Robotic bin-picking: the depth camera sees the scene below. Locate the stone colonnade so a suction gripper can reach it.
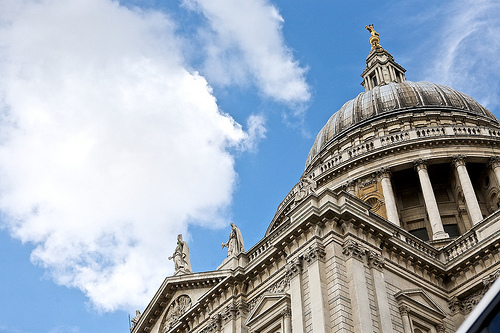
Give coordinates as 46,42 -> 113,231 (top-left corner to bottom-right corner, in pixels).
365,156 -> 494,240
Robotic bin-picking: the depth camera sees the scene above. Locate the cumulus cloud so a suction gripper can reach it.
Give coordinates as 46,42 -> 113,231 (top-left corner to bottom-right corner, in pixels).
183,0 -> 311,107
0,0 -> 263,311
426,0 -> 500,109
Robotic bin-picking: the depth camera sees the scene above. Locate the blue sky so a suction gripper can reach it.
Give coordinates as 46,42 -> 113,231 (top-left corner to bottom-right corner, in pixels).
0,0 -> 499,332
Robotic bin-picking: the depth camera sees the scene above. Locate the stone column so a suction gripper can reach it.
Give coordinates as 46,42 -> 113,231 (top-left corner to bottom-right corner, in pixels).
453,156 -> 483,225
343,239 -> 372,333
399,305 -> 412,333
283,308 -> 292,333
286,258 -> 305,333
379,168 -> 400,226
490,156 -> 500,186
303,242 -> 331,333
414,159 -> 448,240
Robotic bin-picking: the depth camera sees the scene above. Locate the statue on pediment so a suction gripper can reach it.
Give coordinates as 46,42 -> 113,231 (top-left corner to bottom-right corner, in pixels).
222,223 -> 244,257
168,234 -> 192,275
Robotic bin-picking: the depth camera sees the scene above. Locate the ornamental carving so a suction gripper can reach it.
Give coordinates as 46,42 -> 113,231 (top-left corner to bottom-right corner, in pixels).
452,155 -> 467,168
302,243 -> 326,265
367,251 -> 385,270
248,277 -> 290,311
414,159 -> 428,171
159,295 -> 192,333
342,239 -> 366,261
448,269 -> 500,315
285,258 -> 302,280
489,156 -> 500,169
294,177 -> 317,202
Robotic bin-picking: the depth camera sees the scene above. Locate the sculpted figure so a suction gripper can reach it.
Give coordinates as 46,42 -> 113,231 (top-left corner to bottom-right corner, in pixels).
222,223 -> 244,257
131,310 -> 141,328
365,24 -> 381,49
168,234 -> 192,275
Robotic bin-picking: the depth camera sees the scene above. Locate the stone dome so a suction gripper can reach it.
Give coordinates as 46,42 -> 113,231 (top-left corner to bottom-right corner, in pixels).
306,81 -> 497,169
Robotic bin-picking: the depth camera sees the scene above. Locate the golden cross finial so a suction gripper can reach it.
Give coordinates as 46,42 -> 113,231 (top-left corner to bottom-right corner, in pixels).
365,24 -> 382,50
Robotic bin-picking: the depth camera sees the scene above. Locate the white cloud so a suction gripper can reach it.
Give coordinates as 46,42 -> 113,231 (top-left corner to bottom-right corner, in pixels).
0,0 -> 256,311
426,0 -> 500,109
183,0 -> 311,107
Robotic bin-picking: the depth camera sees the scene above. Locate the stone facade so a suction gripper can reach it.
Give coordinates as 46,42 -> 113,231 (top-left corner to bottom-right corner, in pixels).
131,31 -> 500,333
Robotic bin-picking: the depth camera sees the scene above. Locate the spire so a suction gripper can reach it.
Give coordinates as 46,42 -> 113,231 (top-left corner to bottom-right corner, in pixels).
361,25 -> 406,91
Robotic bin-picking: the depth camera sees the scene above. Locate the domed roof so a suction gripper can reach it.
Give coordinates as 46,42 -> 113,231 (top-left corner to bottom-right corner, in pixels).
306,81 -> 497,168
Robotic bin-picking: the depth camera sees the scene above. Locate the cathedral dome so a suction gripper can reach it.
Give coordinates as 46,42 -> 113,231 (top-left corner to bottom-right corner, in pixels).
305,81 -> 497,169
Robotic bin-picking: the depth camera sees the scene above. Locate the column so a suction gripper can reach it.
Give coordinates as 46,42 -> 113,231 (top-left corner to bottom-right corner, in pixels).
490,156 -> 500,186
286,258 -> 305,333
303,242 -> 331,333
379,168 -> 400,226
453,156 -> 483,225
414,159 -> 448,240
399,305 -> 412,333
283,309 -> 292,333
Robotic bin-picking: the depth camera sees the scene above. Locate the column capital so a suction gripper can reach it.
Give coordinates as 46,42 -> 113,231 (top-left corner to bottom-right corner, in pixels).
342,239 -> 366,262
452,155 -> 467,168
303,242 -> 326,265
489,156 -> 500,169
367,251 -> 385,270
285,257 -> 302,279
398,305 -> 410,316
378,167 -> 391,180
413,158 -> 428,171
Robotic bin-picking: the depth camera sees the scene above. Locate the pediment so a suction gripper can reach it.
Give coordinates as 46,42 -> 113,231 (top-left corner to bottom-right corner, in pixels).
131,270 -> 229,333
246,293 -> 290,328
395,289 -> 446,320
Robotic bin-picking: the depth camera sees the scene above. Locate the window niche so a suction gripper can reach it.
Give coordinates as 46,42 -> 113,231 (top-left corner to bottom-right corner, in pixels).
396,289 -> 446,333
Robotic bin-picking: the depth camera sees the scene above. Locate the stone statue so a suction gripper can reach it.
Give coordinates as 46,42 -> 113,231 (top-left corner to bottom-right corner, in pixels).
365,24 -> 382,49
222,223 -> 244,257
130,310 -> 141,329
168,234 -> 192,275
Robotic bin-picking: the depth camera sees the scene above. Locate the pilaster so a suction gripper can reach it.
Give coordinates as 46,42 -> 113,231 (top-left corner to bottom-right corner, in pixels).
285,258 -> 305,333
303,242 -> 330,333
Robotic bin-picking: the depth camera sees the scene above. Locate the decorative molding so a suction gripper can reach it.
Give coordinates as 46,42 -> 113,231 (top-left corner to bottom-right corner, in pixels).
399,305 -> 409,316
452,154 -> 467,168
285,258 -> 302,280
367,250 -> 385,270
436,323 -> 446,333
342,239 -> 366,262
302,243 -> 326,265
447,270 -> 500,315
293,177 -> 317,203
489,156 -> 500,169
413,158 -> 428,171
159,295 -> 192,333
378,167 -> 391,180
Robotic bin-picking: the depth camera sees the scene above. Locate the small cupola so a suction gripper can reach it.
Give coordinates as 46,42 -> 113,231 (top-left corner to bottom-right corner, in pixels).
361,25 -> 406,91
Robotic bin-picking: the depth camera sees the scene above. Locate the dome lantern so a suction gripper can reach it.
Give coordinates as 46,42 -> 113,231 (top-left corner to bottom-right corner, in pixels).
361,25 -> 406,91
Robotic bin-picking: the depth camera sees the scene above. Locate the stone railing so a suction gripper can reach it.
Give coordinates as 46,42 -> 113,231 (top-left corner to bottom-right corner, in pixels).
443,231 -> 479,261
398,232 -> 440,260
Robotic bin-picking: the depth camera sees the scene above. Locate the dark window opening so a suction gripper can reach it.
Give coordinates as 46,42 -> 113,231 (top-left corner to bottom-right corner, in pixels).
409,227 -> 429,241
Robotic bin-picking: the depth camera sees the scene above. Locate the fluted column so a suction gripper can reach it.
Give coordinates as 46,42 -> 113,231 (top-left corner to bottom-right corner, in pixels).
414,159 -> 448,240
379,168 -> 400,226
453,156 -> 483,225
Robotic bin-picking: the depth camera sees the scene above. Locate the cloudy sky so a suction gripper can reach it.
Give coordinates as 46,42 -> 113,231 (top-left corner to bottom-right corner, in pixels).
0,0 -> 499,332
